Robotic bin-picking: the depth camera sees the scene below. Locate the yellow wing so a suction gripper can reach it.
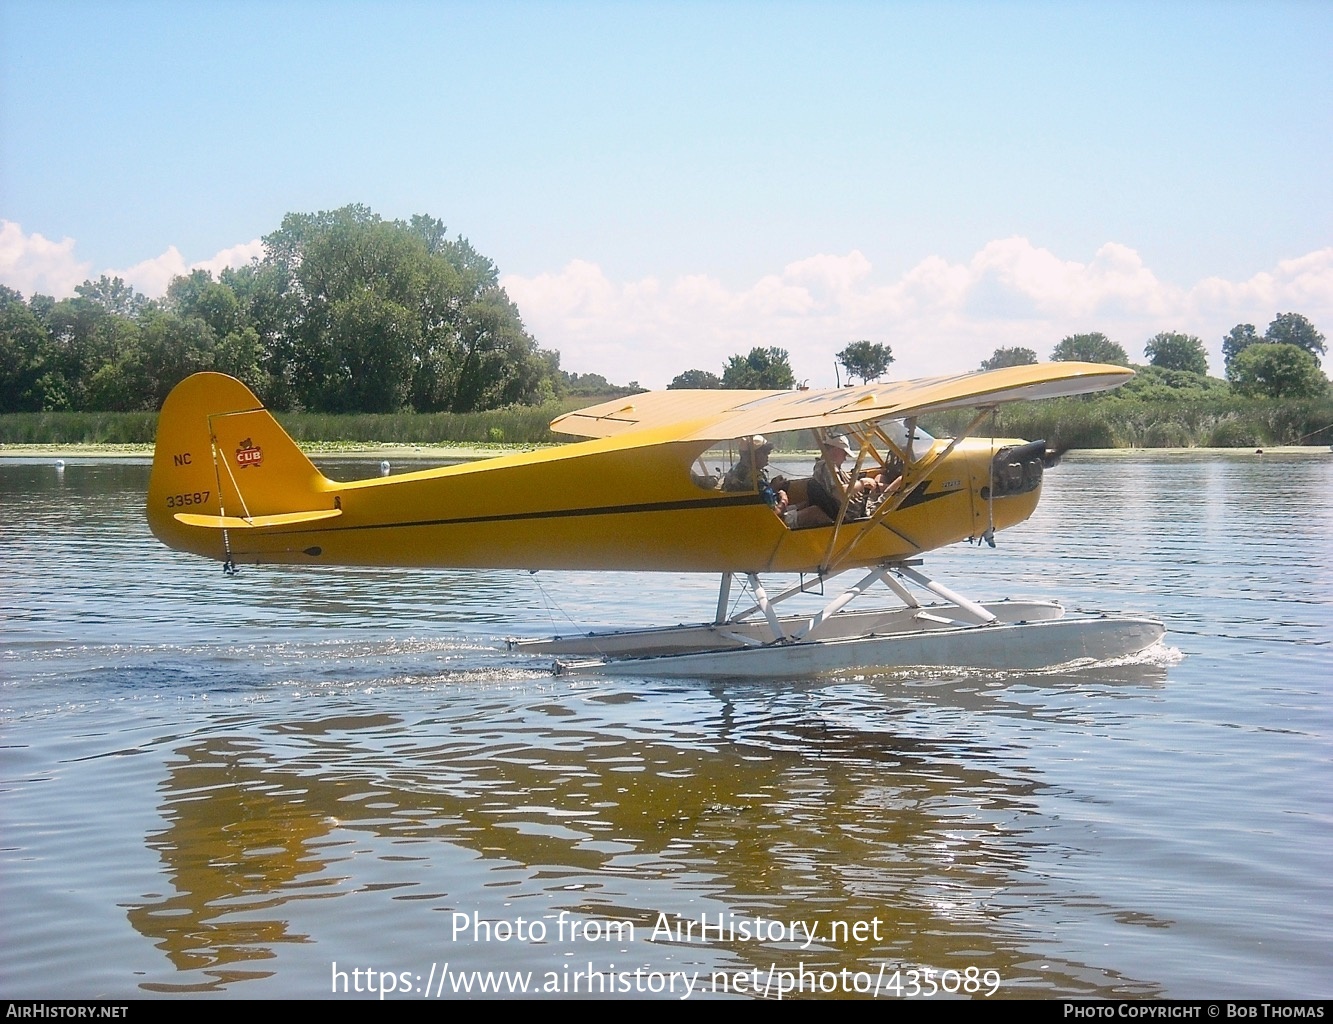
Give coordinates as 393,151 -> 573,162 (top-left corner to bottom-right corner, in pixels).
551,362 -> 1133,441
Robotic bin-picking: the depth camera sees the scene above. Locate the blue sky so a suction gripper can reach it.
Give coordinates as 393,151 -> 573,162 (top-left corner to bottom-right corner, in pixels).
2,1 -> 1330,386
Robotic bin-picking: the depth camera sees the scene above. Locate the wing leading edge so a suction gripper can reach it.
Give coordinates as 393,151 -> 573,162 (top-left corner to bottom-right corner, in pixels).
551,362 -> 1133,442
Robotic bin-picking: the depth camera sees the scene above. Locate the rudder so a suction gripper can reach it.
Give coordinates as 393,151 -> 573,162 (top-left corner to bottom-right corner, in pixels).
147,373 -> 332,561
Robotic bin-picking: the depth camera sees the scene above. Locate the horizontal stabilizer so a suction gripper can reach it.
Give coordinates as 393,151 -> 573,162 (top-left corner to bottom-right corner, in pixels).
173,508 -> 343,530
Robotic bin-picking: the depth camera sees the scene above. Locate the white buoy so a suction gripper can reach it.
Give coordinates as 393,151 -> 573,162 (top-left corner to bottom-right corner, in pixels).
380,460 -> 391,475
54,459 -> 65,472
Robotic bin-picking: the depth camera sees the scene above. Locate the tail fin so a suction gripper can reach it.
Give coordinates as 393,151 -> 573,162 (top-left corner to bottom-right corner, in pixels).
147,373 -> 335,561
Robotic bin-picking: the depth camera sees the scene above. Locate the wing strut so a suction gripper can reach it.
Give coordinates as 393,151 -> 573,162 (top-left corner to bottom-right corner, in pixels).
820,406 -> 1000,575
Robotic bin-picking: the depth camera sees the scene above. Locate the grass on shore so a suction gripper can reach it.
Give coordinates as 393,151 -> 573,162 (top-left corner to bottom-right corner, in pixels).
0,403 -> 573,447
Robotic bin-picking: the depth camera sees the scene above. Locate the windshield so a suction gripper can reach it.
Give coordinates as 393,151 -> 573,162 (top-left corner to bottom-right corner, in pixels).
880,419 -> 935,451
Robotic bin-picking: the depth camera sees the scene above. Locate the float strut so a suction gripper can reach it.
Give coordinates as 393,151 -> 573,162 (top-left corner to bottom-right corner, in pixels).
714,573 -> 732,625
895,565 -> 996,625
746,574 -> 788,643
794,564 -> 895,643
881,571 -> 919,608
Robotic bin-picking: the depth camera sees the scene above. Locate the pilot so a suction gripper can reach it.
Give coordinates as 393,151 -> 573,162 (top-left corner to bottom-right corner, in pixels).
721,435 -> 789,514
805,434 -> 894,524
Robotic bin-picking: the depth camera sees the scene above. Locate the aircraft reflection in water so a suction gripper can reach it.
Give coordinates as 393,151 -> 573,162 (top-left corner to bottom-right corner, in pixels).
122,685 -> 1166,995
147,364 -> 1163,676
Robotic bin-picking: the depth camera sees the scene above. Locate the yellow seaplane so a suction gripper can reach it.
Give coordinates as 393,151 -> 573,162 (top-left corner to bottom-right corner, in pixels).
146,364 -> 1164,678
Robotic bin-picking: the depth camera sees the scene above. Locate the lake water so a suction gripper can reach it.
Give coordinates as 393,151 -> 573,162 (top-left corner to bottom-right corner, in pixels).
1,452 -> 1329,999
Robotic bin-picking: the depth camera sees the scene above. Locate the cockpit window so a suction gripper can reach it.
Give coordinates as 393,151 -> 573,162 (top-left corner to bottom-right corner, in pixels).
689,436 -> 792,498
689,442 -> 734,491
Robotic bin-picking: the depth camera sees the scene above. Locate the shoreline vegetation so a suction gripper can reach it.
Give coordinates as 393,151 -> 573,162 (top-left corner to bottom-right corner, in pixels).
3,394 -> 1330,455
6,203 -> 1328,464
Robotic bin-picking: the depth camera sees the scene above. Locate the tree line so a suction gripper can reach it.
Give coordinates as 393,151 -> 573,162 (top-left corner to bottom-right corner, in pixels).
977,315 -> 1327,399
668,318 -> 1328,402
668,341 -> 895,390
3,204 -> 1327,416
0,205 -> 568,414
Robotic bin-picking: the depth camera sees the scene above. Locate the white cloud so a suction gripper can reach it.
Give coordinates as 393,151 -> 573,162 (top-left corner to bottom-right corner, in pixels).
109,239 -> 264,297
0,221 -> 263,300
107,246 -> 192,299
504,241 -> 1333,386
1189,249 -> 1333,320
190,238 -> 266,278
0,221 -> 91,297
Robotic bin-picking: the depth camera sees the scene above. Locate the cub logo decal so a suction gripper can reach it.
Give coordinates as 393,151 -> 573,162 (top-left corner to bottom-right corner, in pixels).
235,438 -> 263,469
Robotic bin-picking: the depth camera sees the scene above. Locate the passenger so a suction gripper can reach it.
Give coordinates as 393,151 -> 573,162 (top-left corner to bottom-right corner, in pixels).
721,435 -> 789,514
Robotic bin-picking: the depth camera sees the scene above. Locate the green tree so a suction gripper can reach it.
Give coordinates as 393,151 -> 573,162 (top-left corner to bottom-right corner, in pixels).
668,368 -> 722,389
1051,333 -> 1129,365
1229,343 -> 1328,399
560,371 -> 602,395
1108,364 -> 1229,401
1264,313 -> 1326,361
1144,332 -> 1209,375
84,310 -> 217,411
1223,323 -> 1262,372
1,206 -> 558,415
836,340 -> 893,384
0,294 -> 51,411
448,288 -> 554,412
161,269 -> 267,394
721,347 -> 795,389
75,275 -> 148,317
213,326 -> 263,387
166,269 -> 241,338
40,291 -> 132,410
1,293 -> 71,411
556,371 -> 637,398
317,291 -> 419,413
219,261 -> 298,408
980,346 -> 1037,371
257,205 -> 555,413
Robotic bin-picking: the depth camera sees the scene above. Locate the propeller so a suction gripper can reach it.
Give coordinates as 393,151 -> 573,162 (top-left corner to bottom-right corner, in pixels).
1042,444 -> 1070,468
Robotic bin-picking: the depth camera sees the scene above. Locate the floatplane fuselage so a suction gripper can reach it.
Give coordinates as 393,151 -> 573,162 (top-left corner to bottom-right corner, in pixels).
146,365 -> 1164,676
146,375 -> 1042,575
